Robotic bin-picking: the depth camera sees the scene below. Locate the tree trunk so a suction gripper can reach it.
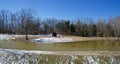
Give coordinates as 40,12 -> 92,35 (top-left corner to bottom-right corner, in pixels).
118,35 -> 120,41
26,32 -> 28,40
26,26 -> 28,40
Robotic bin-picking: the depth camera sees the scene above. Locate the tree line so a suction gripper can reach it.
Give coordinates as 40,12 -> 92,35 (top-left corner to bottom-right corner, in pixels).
0,8 -> 120,39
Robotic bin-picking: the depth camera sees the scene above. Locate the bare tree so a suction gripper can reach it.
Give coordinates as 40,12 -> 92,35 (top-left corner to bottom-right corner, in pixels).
111,17 -> 120,41
97,19 -> 107,37
74,20 -> 81,36
0,9 -> 11,33
19,8 -> 36,40
10,13 -> 19,34
45,18 -> 57,32
44,18 -> 58,36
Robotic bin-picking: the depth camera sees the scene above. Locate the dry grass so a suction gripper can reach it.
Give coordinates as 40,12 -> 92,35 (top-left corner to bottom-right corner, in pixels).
61,35 -> 118,41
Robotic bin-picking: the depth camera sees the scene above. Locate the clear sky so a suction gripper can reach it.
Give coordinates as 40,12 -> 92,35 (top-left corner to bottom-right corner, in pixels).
0,0 -> 120,20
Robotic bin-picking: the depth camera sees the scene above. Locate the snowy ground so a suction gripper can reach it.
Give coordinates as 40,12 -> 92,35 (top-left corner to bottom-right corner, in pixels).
0,34 -> 26,40
0,34 -> 16,40
0,48 -> 119,64
0,34 -> 74,43
30,37 -> 74,43
0,48 -> 120,56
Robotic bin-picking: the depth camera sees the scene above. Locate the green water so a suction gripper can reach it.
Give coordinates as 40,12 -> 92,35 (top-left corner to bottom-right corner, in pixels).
0,40 -> 120,51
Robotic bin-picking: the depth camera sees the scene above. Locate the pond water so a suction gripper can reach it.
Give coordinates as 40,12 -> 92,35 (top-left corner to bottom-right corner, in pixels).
0,40 -> 120,64
0,40 -> 120,51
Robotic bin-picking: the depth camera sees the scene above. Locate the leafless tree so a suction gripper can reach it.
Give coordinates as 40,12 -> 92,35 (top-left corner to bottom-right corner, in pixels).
19,8 -> 36,40
0,9 -> 11,33
111,17 -> 120,41
10,13 -> 19,34
97,19 -> 107,37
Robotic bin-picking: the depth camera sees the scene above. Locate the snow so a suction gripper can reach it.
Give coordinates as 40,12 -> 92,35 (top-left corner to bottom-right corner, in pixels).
0,48 -> 119,64
0,34 -> 74,43
0,34 -> 14,40
0,48 -> 53,55
0,48 -> 54,64
31,37 -> 74,43
0,34 -> 24,40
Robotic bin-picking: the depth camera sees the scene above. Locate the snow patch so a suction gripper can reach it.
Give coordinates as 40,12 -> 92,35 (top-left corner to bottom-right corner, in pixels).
0,48 -> 54,55
31,37 -> 74,43
0,34 -> 14,40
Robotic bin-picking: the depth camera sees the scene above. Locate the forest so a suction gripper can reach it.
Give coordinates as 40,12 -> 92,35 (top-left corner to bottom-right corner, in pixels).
0,8 -> 120,38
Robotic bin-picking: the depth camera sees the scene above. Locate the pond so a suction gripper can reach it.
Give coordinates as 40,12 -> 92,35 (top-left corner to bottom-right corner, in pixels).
0,40 -> 120,64
0,40 -> 120,51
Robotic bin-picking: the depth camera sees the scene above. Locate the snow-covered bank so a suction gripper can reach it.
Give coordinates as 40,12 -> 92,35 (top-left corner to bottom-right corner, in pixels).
0,48 -> 54,55
0,34 -> 53,40
0,48 -> 120,56
0,34 -> 15,40
0,34 -> 75,43
0,48 -> 120,64
30,37 -> 74,43
0,34 -> 118,43
0,34 -> 25,40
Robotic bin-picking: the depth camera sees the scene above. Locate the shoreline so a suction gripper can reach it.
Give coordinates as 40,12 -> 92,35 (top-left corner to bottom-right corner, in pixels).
0,34 -> 119,41
0,48 -> 120,56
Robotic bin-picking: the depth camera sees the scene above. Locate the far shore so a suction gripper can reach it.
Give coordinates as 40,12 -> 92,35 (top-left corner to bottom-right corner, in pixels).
0,34 -> 119,42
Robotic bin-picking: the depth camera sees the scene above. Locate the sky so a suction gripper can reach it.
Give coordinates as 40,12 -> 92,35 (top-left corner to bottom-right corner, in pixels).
0,0 -> 120,20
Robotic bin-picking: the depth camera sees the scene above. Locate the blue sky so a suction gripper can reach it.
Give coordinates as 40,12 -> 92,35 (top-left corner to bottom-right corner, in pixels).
0,0 -> 120,20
